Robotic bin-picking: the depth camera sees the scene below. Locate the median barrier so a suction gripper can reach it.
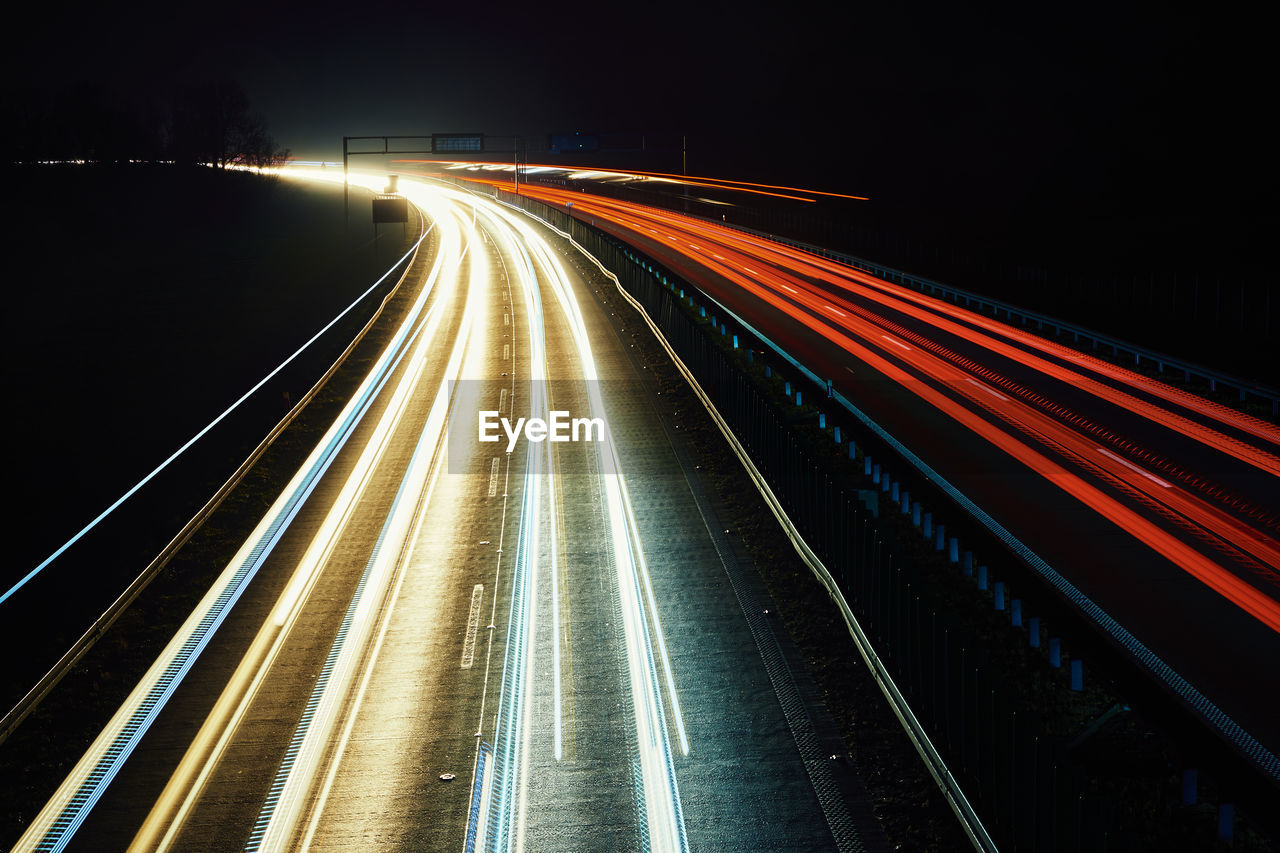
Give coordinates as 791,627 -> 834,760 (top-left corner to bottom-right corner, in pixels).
464,178 -> 1264,852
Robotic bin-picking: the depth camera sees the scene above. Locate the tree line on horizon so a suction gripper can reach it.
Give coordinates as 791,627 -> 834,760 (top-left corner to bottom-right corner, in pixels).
2,79 -> 289,169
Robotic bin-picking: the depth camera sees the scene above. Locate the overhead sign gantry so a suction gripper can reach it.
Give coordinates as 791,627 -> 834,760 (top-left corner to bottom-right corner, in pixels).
341,133 -> 524,220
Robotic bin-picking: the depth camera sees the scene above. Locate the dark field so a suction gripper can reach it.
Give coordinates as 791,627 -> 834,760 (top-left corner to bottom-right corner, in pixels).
0,164 -> 413,702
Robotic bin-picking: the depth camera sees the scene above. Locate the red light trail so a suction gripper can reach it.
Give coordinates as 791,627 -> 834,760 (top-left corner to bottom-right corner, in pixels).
463,176 -> 1280,633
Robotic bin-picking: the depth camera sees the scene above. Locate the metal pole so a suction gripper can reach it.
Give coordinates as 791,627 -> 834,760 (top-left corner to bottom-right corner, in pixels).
682,134 -> 688,210
343,136 -> 350,224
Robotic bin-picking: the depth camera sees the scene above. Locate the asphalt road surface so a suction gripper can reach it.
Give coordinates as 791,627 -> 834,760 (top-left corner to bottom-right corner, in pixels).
483,180 -> 1280,773
13,173 -> 889,853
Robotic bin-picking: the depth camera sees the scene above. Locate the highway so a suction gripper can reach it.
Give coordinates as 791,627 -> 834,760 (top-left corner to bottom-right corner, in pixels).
459,179 -> 1280,766
10,175 -> 885,852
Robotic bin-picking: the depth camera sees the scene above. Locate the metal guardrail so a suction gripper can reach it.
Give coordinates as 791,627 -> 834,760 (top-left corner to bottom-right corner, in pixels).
715,223 -> 1280,416
438,177 -> 1280,841
0,209 -> 428,749
518,173 -> 1277,415
10,210 -> 435,852
481,179 -> 1280,836
488,188 -> 999,853
602,199 -> 1280,785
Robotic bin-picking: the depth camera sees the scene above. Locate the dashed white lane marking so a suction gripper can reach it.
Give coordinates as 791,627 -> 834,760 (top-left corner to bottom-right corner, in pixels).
461,584 -> 485,668
880,335 -> 912,351
488,457 -> 500,497
1096,447 -> 1172,488
966,377 -> 1009,401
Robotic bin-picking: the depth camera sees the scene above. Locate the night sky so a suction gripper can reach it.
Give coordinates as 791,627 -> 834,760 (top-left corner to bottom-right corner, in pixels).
6,2 -> 1274,219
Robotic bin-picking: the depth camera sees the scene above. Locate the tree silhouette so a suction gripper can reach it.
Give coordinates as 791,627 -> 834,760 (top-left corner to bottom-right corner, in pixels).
170,80 -> 288,169
3,78 -> 288,167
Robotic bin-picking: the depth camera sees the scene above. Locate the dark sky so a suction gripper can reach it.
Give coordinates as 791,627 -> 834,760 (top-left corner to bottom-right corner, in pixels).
6,1 -> 1274,215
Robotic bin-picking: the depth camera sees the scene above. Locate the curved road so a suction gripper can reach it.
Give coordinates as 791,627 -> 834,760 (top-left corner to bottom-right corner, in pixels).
472,180 -> 1280,770
11,175 -> 888,852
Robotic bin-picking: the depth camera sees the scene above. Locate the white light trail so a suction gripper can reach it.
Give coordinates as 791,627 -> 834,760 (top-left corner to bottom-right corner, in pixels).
245,198 -> 484,853
15,172 -> 444,853
484,193 -> 691,852
20,172 -> 693,853
0,170 -> 426,609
